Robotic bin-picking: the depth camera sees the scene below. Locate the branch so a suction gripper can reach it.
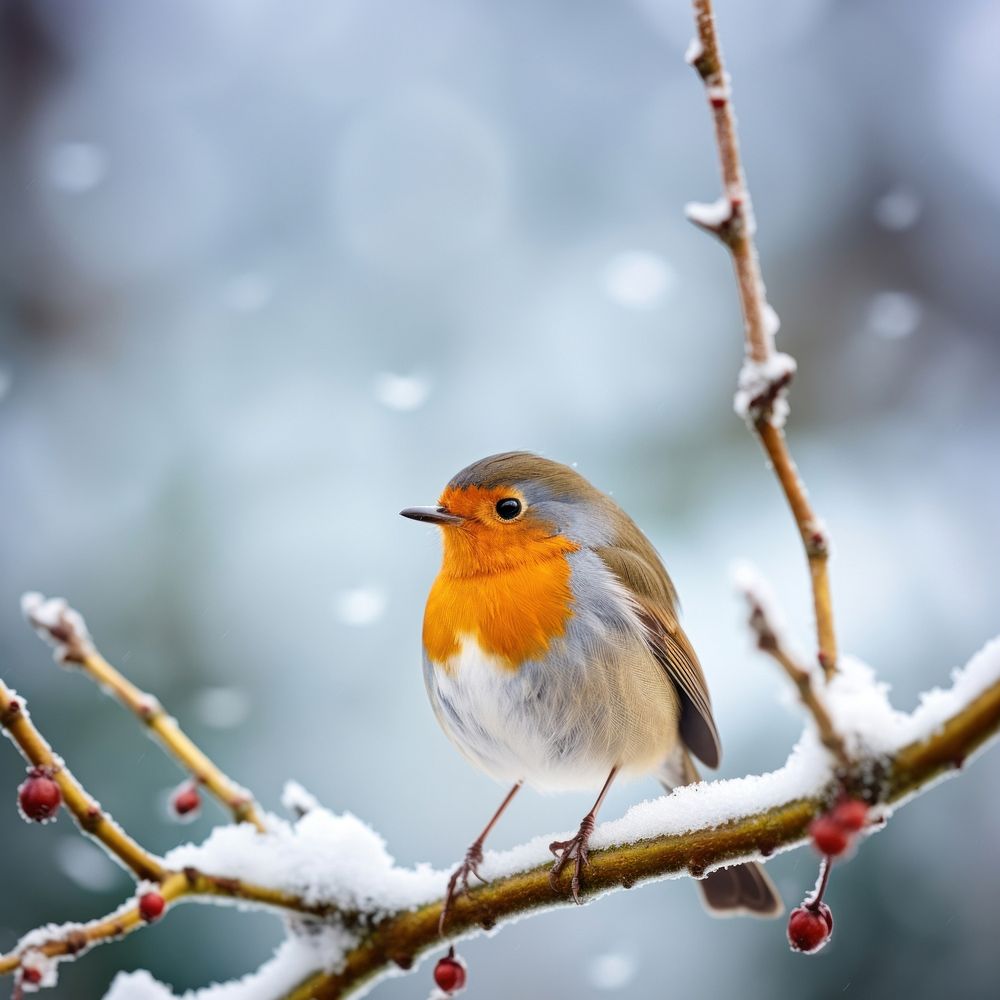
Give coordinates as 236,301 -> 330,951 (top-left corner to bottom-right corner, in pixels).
0,678 -> 338,983
0,678 -> 164,882
22,593 -> 266,832
685,0 -> 838,677
733,566 -> 850,771
285,648 -> 1000,999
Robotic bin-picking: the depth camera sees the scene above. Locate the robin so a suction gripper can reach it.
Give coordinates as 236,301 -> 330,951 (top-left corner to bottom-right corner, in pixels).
401,452 -> 781,927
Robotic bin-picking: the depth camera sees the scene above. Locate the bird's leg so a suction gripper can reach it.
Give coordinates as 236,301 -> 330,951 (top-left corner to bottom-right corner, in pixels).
440,780 -> 522,934
549,766 -> 619,904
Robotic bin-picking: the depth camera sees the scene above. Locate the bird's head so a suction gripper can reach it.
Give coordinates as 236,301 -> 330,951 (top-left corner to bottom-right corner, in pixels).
400,452 -> 615,576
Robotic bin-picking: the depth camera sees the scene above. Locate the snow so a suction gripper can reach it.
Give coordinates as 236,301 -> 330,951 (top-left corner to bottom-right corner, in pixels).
684,37 -> 704,66
104,930 -> 352,1000
19,949 -> 58,992
731,559 -> 797,651
895,635 -> 1000,748
164,809 -> 445,915
20,592 -> 92,662
762,302 -> 781,338
684,197 -> 732,229
281,780 -> 320,818
732,351 -> 797,427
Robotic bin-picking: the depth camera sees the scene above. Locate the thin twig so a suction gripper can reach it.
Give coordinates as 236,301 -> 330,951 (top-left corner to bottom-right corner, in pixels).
736,577 -> 851,770
0,866 -> 341,978
686,0 -> 838,677
22,593 -> 266,832
0,678 -> 165,882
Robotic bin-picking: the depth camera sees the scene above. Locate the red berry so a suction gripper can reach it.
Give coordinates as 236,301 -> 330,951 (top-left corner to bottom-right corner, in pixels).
21,966 -> 42,985
18,771 -> 61,822
170,783 -> 201,818
433,951 -> 467,994
832,798 -> 868,832
139,891 -> 166,922
810,815 -> 850,857
787,904 -> 833,954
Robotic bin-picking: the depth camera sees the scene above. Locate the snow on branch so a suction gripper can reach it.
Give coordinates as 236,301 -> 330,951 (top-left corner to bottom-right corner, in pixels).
733,564 -> 849,769
5,593 -> 999,997
9,629 -> 992,1000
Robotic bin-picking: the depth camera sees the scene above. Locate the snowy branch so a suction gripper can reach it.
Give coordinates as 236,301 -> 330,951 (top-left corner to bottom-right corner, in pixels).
687,0 -> 838,676
4,610 -> 999,996
123,638 -> 1000,1000
733,565 -> 850,770
21,593 -> 265,832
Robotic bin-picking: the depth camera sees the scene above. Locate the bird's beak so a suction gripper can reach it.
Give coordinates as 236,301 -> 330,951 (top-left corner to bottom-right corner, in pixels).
399,505 -> 465,526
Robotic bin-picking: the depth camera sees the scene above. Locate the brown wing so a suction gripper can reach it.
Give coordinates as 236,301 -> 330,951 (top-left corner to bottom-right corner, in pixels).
597,539 -> 722,769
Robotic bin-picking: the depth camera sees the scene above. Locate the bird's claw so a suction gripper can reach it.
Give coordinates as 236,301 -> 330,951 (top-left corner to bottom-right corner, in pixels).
548,830 -> 592,904
439,842 -> 488,934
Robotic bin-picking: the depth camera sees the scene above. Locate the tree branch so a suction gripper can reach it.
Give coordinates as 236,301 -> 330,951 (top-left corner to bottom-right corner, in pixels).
734,566 -> 850,770
0,677 -> 165,883
287,665 -> 1000,999
22,593 -> 266,832
0,677 -> 338,982
686,0 -> 838,677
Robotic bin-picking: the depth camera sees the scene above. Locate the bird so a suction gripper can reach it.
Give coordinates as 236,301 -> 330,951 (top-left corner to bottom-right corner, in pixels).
400,451 -> 781,928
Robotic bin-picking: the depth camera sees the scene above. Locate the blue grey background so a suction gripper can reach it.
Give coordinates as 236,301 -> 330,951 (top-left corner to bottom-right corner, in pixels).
1,0 -> 998,997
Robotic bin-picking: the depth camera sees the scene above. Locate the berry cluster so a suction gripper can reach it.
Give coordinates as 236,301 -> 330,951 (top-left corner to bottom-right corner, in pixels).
786,797 -> 869,955
809,798 -> 868,858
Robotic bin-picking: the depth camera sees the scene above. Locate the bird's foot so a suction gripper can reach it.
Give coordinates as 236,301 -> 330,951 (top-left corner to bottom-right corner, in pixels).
439,842 -> 487,934
548,813 -> 597,904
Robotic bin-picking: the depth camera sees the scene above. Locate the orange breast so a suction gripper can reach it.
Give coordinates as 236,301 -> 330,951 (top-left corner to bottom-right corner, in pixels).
423,542 -> 579,672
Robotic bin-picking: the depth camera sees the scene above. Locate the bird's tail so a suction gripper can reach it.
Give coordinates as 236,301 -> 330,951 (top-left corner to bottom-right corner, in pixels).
659,749 -> 783,919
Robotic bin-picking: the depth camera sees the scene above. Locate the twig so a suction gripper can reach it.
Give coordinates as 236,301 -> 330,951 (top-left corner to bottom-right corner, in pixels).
22,593 -> 266,832
0,676 -> 338,981
0,678 -> 164,882
286,670 -> 1000,999
685,0 -> 838,677
734,570 -> 850,770
0,866 -> 343,979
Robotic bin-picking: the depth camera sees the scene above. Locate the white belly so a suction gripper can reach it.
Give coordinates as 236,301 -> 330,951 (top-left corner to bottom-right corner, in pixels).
424,633 -> 680,792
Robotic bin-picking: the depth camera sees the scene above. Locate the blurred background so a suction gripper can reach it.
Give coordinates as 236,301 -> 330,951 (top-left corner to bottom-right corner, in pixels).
1,0 -> 998,996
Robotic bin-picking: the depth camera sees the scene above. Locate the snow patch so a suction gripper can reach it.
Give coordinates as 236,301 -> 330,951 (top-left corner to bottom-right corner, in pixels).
684,197 -> 732,229
733,351 -> 797,427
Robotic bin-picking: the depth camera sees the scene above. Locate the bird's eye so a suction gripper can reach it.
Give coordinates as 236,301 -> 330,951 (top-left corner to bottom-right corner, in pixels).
495,498 -> 522,520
